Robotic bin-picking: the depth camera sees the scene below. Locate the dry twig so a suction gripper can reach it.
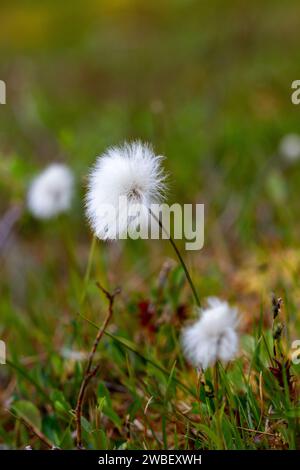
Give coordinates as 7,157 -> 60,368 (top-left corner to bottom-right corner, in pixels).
6,409 -> 55,449
75,283 -> 120,449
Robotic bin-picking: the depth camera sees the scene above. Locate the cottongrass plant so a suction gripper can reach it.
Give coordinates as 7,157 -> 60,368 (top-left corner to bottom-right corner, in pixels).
27,163 -> 74,219
76,140 -> 202,447
279,134 -> 300,163
181,297 -> 239,447
181,297 -> 239,370
85,141 -> 167,239
0,163 -> 74,253
85,140 -> 200,306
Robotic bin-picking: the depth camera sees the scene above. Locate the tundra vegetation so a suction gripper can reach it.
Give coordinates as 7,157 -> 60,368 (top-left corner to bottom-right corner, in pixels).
0,0 -> 300,450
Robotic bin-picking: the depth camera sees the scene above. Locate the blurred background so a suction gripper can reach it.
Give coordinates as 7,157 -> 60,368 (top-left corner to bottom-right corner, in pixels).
1,0 -> 300,441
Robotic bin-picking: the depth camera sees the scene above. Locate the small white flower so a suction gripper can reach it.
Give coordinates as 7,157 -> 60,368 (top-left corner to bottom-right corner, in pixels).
85,141 -> 167,239
279,134 -> 300,163
181,297 -> 239,370
27,163 -> 74,219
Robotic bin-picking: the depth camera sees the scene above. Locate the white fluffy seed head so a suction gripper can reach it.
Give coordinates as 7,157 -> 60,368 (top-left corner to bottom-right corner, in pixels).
279,134 -> 300,163
27,163 -> 74,219
181,298 -> 239,370
85,141 -> 167,240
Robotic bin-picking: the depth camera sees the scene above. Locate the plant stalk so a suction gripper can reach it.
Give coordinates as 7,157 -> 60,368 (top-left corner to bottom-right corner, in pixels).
149,208 -> 201,307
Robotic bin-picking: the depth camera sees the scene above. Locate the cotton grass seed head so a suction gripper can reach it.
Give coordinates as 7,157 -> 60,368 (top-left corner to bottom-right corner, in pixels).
85,141 -> 167,240
27,163 -> 74,219
181,297 -> 239,370
279,134 -> 300,163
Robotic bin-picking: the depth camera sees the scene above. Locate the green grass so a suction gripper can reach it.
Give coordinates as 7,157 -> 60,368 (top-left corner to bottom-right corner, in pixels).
0,0 -> 300,450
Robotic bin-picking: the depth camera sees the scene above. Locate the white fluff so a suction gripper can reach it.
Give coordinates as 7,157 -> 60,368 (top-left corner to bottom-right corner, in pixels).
85,141 -> 167,239
181,298 -> 239,370
27,163 -> 74,219
279,134 -> 300,162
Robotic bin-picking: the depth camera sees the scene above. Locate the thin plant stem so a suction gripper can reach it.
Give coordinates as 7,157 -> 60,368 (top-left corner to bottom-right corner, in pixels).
196,368 -> 203,413
77,310 -> 196,397
213,362 -> 219,399
213,362 -> 225,449
0,204 -> 23,253
149,208 -> 201,307
8,409 -> 56,449
75,283 -> 120,449
80,235 -> 97,306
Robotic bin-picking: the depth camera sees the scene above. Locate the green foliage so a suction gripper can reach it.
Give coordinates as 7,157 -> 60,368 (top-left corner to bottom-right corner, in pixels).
0,0 -> 300,451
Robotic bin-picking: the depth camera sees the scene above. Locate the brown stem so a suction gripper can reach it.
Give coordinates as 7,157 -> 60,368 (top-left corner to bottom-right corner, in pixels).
0,204 -> 23,253
75,283 -> 120,449
7,409 -> 55,449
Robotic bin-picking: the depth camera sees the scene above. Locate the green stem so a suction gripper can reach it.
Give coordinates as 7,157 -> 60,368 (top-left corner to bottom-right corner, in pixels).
80,235 -> 97,306
149,209 -> 201,307
213,362 -> 224,449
